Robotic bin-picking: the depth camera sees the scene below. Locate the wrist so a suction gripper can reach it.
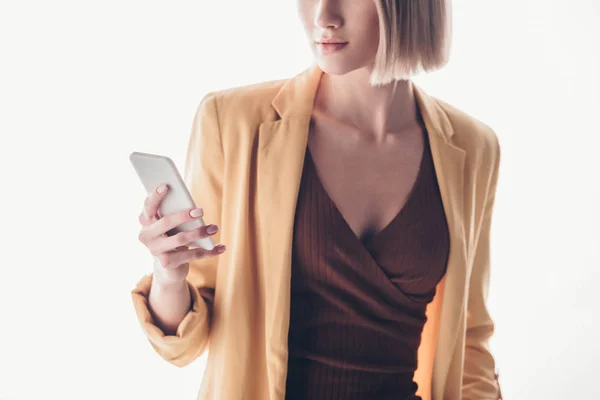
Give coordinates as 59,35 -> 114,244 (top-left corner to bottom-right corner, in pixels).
152,258 -> 188,288
151,274 -> 188,292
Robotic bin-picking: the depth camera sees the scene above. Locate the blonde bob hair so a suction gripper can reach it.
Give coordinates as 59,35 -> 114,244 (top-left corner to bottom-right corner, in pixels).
371,0 -> 452,86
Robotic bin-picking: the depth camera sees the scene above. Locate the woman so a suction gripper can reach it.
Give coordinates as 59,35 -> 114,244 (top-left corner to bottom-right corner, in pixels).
132,0 -> 502,399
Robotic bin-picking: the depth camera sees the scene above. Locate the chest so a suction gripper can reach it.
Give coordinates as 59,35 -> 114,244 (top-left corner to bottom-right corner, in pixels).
307,119 -> 426,242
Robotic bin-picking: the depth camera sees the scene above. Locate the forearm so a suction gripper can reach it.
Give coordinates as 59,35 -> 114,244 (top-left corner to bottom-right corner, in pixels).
132,272 -> 212,367
148,278 -> 192,336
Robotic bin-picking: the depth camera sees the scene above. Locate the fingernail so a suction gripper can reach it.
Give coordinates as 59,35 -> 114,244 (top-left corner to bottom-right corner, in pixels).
157,184 -> 167,194
216,245 -> 226,253
206,224 -> 218,234
190,208 -> 203,217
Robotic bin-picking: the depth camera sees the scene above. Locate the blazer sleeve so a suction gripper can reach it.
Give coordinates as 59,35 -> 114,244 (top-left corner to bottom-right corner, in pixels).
131,92 -> 224,367
462,135 -> 503,399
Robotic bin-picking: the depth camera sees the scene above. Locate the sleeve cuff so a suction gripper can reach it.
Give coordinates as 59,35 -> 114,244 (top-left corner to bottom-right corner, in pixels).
131,274 -> 210,366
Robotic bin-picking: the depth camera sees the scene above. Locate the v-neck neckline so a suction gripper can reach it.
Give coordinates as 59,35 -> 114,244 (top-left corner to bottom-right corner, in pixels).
305,128 -> 428,249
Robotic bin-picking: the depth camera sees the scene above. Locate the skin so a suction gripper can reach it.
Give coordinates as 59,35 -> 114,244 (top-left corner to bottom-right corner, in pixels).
299,0 -> 426,242
139,0 -> 425,335
138,187 -> 225,335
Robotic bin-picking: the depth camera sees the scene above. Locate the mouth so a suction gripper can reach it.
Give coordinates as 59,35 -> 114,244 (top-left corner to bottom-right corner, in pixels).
315,38 -> 348,45
315,41 -> 348,54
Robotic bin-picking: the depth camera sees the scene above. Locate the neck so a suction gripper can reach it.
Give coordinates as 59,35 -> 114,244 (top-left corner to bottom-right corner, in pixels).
316,65 -> 418,141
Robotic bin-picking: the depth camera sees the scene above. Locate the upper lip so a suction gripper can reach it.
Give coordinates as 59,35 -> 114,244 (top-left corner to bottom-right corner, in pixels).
315,38 -> 347,44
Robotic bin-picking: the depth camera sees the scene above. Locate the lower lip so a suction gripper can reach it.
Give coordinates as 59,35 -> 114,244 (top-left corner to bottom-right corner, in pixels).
316,42 -> 348,54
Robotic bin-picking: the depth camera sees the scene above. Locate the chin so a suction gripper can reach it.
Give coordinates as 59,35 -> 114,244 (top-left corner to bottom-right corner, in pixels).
313,51 -> 374,78
314,59 -> 362,76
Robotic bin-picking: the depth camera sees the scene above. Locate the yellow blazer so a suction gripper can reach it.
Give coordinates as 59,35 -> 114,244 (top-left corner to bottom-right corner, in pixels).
132,64 -> 502,400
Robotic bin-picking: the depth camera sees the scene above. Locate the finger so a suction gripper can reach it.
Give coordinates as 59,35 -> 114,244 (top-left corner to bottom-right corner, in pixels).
141,183 -> 169,225
145,207 -> 204,239
157,243 -> 226,269
138,207 -> 203,244
149,224 -> 219,255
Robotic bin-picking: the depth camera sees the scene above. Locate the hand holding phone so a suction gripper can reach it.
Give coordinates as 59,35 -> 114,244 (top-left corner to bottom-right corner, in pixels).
130,151 -> 226,283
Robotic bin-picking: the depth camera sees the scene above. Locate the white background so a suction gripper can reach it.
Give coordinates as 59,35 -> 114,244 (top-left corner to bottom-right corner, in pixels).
1,0 -> 599,399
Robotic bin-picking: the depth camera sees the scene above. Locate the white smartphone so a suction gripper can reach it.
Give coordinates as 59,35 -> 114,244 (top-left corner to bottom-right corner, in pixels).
129,151 -> 216,251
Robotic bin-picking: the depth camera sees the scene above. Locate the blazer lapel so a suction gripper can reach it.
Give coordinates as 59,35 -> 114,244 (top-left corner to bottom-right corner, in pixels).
255,64 -> 322,399
413,84 -> 468,399
255,64 -> 468,400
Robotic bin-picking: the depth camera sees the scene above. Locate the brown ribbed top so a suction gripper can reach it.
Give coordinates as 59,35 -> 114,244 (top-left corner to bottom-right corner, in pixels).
285,128 -> 450,400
